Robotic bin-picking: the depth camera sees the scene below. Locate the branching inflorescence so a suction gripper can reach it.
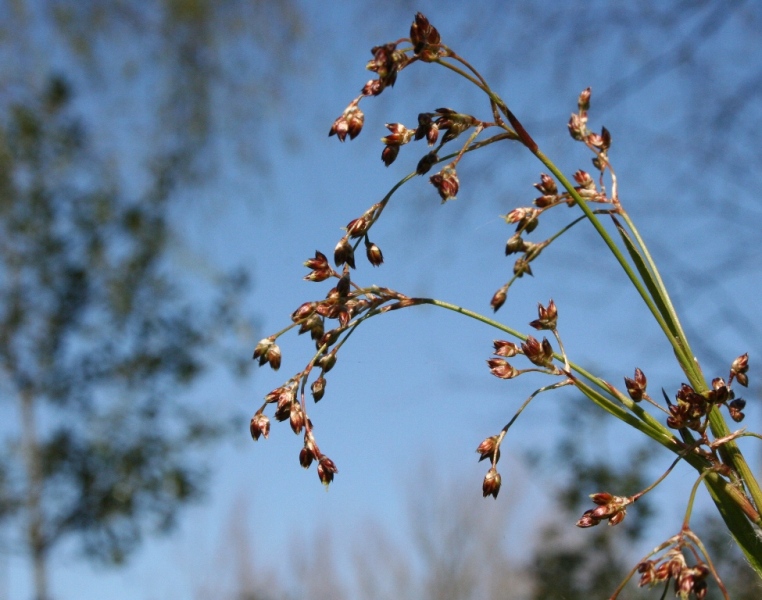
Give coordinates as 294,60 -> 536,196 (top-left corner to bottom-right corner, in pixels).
251,13 -> 760,598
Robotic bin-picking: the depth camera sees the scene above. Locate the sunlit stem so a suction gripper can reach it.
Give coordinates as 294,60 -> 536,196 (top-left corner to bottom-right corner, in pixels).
683,468 -> 713,529
682,529 -> 731,600
631,455 -> 682,502
493,379 -> 573,462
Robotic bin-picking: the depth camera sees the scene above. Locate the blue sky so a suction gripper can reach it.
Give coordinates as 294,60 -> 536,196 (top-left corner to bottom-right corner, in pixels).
3,2 -> 762,598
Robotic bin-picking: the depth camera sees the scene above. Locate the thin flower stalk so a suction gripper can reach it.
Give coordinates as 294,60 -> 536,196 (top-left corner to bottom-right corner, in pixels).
252,12 -> 762,589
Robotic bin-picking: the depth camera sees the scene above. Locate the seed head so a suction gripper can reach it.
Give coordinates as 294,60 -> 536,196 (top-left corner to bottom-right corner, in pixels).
533,173 -> 558,196
521,336 -> 554,368
289,403 -> 305,434
249,413 -> 270,441
476,435 -> 500,463
365,240 -> 384,266
416,151 -> 438,175
624,368 -> 647,401
311,376 -> 326,402
487,358 -> 518,379
317,456 -> 338,487
429,165 -> 459,202
490,286 -> 508,312
482,467 -> 502,499
409,12 -> 441,61
530,299 -> 558,330
334,237 -> 355,269
731,352 -> 749,387
505,234 -> 526,255
493,340 -> 520,357
329,104 -> 364,141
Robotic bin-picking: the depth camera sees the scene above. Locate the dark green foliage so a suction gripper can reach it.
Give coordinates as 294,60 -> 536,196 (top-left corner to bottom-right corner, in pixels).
0,75 -> 245,574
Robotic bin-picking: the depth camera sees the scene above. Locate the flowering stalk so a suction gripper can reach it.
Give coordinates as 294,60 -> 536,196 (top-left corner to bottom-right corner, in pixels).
252,12 -> 762,590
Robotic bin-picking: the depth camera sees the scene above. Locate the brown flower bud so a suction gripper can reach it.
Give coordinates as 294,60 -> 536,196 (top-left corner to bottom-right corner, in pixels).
291,301 -> 316,322
416,151 -> 438,175
381,122 -> 415,146
346,216 -> 370,238
249,413 -> 270,441
329,104 -> 364,141
290,403 -> 305,434
334,237 -> 355,269
304,251 -> 333,282
410,12 -> 441,61
311,375 -> 326,402
493,340 -> 520,357
367,43 -> 404,88
319,351 -> 337,373
590,492 -> 614,505
274,399 -> 292,422
429,165 -> 459,202
505,234 -> 526,255
608,510 -> 626,526
513,257 -> 533,278
600,126 -> 611,150
476,435 -> 500,463
365,239 -> 384,266
530,299 -> 558,330
252,337 -> 273,366
728,398 -> 746,422
578,87 -> 591,113
731,352 -> 749,387
299,445 -> 314,469
490,286 -> 507,312
482,467 -> 502,499
506,207 -> 539,233
637,560 -> 657,587
624,367 -> 647,401
381,145 -> 399,166
336,271 -> 351,298
534,173 -> 558,196
318,328 -> 339,349
265,343 -> 281,371
573,169 -> 594,189
521,336 -> 554,368
487,358 -> 518,379
361,79 -> 385,97
576,509 -> 601,528
317,456 -> 338,487
568,113 -> 585,141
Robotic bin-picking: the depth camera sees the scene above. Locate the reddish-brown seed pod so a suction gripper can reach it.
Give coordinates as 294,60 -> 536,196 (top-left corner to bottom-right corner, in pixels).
530,299 -> 558,330
482,467 -> 501,499
490,286 -> 507,312
493,340 -> 520,358
429,165 -> 459,202
317,456 -> 338,486
475,435 -> 500,463
487,358 -> 518,379
311,376 -> 326,402
365,240 -> 384,266
249,413 -> 270,441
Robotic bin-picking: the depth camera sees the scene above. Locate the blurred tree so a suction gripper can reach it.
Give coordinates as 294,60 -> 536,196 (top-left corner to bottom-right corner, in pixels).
0,2 -> 306,598
0,77 -> 247,600
0,0 -> 305,175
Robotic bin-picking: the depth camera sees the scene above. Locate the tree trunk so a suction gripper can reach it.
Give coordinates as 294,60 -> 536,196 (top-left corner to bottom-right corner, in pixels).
20,387 -> 49,600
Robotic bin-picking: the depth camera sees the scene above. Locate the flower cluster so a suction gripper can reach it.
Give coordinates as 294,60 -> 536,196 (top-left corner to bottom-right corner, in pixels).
664,355 -> 749,431
636,546 -> 711,600
576,492 -> 631,527
252,12 -> 758,598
